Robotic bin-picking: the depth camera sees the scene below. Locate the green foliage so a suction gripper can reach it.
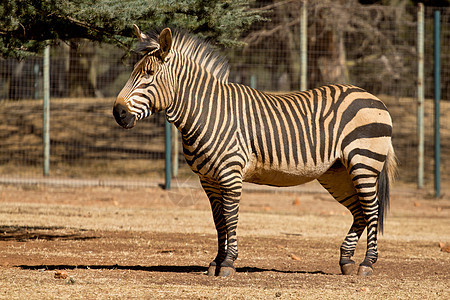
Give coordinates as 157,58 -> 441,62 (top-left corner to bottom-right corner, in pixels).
0,0 -> 262,58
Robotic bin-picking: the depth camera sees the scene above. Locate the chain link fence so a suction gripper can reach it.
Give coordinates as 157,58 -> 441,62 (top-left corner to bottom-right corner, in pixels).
0,3 -> 449,189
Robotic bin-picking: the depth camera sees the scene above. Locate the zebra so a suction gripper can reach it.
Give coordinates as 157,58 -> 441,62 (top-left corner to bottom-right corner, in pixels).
113,26 -> 397,277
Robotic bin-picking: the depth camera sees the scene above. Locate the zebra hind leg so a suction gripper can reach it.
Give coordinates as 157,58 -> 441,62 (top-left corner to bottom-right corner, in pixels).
317,160 -> 366,275
350,160 -> 387,276
352,143 -> 395,276
353,174 -> 379,276
351,173 -> 380,276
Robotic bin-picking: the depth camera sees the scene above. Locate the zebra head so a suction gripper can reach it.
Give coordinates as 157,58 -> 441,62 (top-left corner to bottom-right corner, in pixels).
114,26 -> 174,129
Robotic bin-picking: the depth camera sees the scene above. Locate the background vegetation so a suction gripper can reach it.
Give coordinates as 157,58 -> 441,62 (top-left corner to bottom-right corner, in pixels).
0,1 -> 449,187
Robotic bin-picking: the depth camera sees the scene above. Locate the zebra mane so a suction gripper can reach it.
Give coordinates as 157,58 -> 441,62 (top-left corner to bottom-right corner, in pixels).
137,30 -> 230,83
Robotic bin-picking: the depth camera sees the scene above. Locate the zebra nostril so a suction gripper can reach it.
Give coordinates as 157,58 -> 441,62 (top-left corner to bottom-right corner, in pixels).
114,104 -> 128,122
113,103 -> 136,129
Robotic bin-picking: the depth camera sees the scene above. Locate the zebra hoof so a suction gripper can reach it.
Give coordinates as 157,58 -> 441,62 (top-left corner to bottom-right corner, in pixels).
340,261 -> 356,275
357,265 -> 373,276
206,262 -> 217,276
218,266 -> 236,277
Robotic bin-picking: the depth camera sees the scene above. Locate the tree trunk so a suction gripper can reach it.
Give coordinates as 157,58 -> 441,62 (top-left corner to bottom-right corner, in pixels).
308,4 -> 349,88
68,40 -> 98,97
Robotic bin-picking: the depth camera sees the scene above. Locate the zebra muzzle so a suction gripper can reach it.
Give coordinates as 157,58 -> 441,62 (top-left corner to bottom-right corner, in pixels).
113,103 -> 136,129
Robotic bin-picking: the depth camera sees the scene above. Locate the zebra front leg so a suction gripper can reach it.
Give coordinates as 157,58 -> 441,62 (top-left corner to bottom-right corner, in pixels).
201,179 -> 227,276
216,176 -> 243,277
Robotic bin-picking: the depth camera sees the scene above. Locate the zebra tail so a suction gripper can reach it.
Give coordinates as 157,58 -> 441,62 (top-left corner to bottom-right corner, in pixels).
377,143 -> 397,234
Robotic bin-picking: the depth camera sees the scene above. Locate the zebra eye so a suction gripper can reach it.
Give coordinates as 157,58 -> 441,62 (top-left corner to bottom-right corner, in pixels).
143,69 -> 154,79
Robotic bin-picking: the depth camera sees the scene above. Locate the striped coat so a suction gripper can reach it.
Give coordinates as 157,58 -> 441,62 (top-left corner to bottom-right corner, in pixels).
114,26 -> 396,277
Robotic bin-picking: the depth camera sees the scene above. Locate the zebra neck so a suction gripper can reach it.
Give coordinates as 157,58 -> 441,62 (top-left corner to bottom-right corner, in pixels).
165,63 -> 223,139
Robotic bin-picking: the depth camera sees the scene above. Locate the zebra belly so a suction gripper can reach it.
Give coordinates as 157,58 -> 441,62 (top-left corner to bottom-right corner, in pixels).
243,170 -> 315,186
242,160 -> 332,187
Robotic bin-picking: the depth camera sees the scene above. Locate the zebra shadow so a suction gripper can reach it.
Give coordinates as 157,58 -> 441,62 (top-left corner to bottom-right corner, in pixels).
18,264 -> 332,275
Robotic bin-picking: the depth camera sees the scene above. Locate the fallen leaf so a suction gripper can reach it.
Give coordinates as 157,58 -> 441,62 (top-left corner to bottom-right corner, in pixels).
292,197 -> 301,206
414,201 -> 421,207
263,206 -> 271,212
360,287 -> 370,292
290,254 -> 301,261
54,270 -> 69,279
439,242 -> 450,253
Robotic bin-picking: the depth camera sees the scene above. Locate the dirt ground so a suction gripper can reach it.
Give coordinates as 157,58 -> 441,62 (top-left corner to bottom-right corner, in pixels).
0,181 -> 448,299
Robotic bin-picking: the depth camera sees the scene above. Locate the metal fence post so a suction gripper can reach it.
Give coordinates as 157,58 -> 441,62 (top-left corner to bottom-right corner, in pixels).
434,10 -> 441,197
250,75 -> 257,89
165,119 -> 172,190
43,46 -> 50,176
300,0 -> 307,91
417,3 -> 424,189
171,125 -> 178,178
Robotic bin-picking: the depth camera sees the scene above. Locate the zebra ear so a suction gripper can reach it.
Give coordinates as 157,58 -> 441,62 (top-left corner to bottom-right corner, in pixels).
133,24 -> 148,42
158,27 -> 172,61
